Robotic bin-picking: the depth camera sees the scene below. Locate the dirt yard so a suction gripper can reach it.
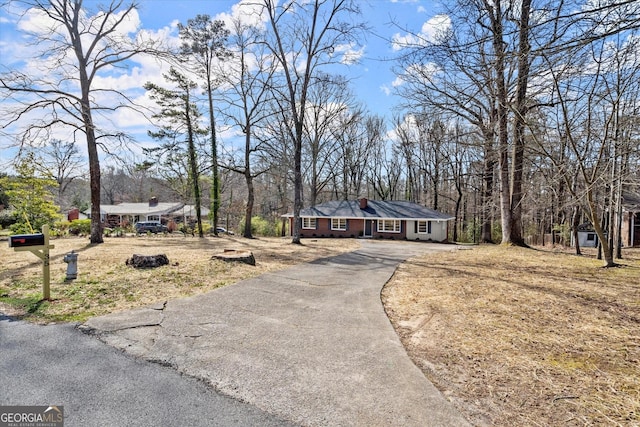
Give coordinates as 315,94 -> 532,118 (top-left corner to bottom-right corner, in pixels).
0,234 -> 359,323
382,245 -> 640,426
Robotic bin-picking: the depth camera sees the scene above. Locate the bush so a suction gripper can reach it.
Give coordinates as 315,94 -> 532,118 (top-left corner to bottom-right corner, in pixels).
53,220 -> 71,236
0,210 -> 17,229
179,221 -> 211,235
68,219 -> 91,235
239,216 -> 279,237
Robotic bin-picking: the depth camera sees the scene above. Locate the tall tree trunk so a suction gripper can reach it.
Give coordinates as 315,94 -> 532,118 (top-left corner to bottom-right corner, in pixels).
572,204 -> 582,255
86,105 -> 103,244
485,0 -> 512,244
243,129 -> 254,238
453,189 -> 462,243
510,0 -> 532,247
79,73 -> 103,243
207,80 -> 220,235
186,92 -> 203,238
72,7 -> 103,244
244,171 -> 255,239
481,127 -> 496,243
292,123 -> 303,244
311,149 -> 319,207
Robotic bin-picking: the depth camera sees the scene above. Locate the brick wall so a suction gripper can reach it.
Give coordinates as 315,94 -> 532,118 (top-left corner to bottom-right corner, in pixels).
294,218 -> 407,240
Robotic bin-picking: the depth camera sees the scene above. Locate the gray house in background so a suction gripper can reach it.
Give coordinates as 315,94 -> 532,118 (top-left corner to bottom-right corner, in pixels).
284,198 -> 454,242
571,191 -> 640,248
573,223 -> 600,248
85,198 -> 209,228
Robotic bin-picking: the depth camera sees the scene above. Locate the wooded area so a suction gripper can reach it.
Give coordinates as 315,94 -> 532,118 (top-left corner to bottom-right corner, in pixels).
1,0 -> 639,266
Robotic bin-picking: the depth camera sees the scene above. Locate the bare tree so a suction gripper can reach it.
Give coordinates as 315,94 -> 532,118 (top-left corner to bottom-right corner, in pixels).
0,0 -> 164,243
303,74 -> 353,206
535,23 -> 640,266
101,165 -> 128,205
258,0 -> 365,244
218,16 -> 277,238
329,109 -> 376,201
393,1 -> 502,243
30,139 -> 84,209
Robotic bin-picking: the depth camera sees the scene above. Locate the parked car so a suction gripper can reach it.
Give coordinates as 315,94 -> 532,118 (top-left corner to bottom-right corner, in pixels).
216,227 -> 234,235
135,221 -> 168,234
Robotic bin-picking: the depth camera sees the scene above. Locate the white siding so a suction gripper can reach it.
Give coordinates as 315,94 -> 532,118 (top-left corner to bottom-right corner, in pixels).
406,220 -> 448,242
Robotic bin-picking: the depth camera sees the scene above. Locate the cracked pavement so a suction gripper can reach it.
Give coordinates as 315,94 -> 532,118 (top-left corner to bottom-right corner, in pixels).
81,241 -> 471,427
0,315 -> 295,426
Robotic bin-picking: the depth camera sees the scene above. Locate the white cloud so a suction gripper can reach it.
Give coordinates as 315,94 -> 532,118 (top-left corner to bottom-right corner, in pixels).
392,14 -> 451,51
212,0 -> 269,32
380,85 -> 391,96
391,76 -> 405,87
333,43 -> 365,65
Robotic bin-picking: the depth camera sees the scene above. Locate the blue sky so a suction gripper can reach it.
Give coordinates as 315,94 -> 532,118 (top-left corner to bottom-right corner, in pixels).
132,0 -> 441,112
0,0 -> 444,169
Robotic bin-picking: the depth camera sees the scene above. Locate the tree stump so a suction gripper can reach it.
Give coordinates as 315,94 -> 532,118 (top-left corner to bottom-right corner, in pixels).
126,254 -> 169,269
212,249 -> 256,266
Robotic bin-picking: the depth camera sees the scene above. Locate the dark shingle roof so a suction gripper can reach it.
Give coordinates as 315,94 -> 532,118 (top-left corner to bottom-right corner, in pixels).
294,200 -> 454,221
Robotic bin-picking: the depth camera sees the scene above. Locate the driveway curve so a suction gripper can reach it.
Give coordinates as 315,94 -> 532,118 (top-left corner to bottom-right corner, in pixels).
82,240 -> 470,427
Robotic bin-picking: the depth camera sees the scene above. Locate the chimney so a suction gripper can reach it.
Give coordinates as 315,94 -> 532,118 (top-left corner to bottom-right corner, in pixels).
149,197 -> 158,207
359,198 -> 368,209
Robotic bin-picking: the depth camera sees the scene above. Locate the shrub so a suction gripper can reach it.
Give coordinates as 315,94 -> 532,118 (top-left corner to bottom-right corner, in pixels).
239,216 -> 279,237
68,219 -> 91,235
179,221 -> 211,235
53,220 -> 71,236
0,210 -> 17,229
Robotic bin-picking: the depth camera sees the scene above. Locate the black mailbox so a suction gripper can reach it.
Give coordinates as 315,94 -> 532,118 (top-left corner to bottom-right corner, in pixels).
9,233 -> 45,248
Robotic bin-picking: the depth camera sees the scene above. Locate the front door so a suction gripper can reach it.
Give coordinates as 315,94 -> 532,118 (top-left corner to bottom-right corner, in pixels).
364,219 -> 373,237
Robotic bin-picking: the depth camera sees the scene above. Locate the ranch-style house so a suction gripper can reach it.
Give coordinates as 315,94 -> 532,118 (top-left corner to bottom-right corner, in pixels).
78,198 -> 209,228
285,198 -> 454,242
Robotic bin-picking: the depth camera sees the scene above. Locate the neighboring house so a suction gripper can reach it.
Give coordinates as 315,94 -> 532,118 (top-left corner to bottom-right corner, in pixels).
67,208 -> 89,221
621,191 -> 640,248
284,198 -> 454,242
86,198 -> 209,227
572,223 -> 600,248
571,190 -> 640,248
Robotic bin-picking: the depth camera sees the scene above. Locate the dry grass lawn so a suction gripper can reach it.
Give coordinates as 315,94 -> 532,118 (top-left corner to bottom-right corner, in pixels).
0,234 -> 359,323
382,245 -> 640,426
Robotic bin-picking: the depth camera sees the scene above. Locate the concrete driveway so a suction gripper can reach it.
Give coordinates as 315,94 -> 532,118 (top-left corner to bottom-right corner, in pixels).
82,240 -> 470,426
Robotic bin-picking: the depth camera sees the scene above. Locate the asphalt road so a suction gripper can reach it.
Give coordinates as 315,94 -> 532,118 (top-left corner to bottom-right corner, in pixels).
0,314 -> 295,427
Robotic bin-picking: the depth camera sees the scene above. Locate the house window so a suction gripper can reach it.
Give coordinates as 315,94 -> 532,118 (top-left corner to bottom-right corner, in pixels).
331,218 -> 347,230
378,219 -> 401,233
302,217 -> 317,229
586,233 -> 595,241
417,220 -> 432,234
147,215 -> 160,222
